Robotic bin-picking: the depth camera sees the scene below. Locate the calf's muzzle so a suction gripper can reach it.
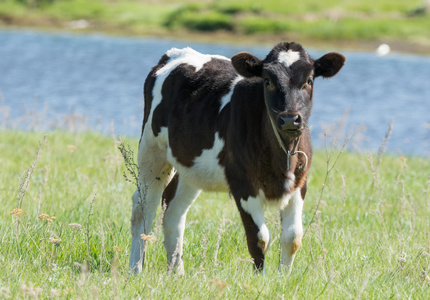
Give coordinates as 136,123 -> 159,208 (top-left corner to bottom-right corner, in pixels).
277,112 -> 303,136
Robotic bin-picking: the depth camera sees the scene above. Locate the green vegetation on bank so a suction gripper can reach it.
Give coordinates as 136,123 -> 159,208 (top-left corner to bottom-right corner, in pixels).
1,130 -> 429,298
1,0 -> 430,50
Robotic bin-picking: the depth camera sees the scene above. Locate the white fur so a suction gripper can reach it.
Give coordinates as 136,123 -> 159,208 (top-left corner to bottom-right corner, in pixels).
219,76 -> 243,112
240,191 -> 271,252
279,188 -> 303,274
167,132 -> 228,192
278,50 -> 301,68
147,77 -> 165,134
158,47 -> 229,76
284,172 -> 296,196
163,178 -> 201,274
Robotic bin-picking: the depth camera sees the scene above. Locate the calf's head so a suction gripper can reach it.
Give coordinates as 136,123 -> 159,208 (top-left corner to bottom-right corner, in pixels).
232,42 -> 345,143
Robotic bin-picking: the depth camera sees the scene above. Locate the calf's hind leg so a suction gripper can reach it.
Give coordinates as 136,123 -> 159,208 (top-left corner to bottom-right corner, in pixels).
162,175 -> 201,274
129,140 -> 172,273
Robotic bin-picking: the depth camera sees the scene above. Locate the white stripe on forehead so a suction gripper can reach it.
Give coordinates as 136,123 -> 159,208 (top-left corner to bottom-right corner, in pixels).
278,50 -> 301,68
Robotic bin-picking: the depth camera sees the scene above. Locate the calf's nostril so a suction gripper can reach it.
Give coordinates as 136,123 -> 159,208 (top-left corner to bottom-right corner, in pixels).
278,118 -> 286,127
293,115 -> 302,127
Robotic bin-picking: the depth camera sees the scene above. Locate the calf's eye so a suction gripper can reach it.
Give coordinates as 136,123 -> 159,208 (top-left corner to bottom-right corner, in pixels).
302,77 -> 313,90
264,78 -> 272,87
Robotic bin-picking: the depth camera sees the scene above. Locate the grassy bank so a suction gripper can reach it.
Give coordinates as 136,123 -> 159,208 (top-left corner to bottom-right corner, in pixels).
1,0 -> 430,52
1,130 -> 429,298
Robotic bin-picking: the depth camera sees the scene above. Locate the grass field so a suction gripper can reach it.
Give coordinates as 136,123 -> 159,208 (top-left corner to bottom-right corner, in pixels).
1,129 -> 429,298
1,0 -> 430,52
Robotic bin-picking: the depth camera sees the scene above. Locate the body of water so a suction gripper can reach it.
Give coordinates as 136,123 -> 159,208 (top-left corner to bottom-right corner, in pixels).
1,30 -> 430,156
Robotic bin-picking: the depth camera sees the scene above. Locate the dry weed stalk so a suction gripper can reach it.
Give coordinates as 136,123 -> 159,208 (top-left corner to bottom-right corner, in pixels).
17,134 -> 47,208
10,210 -> 48,259
118,140 -> 148,215
118,140 -> 139,187
153,201 -> 167,252
303,133 -> 349,238
308,238 -> 316,269
377,118 -> 394,165
86,195 -> 96,270
426,177 -> 430,216
47,230 -> 62,271
118,140 -> 149,234
367,154 -> 386,232
99,223 -> 105,274
310,213 -> 329,281
213,223 -> 223,266
395,156 -> 408,181
340,174 -> 347,232
398,180 -> 408,225
10,132 -> 50,259
68,223 -> 82,256
201,228 -> 208,260
37,165 -> 49,217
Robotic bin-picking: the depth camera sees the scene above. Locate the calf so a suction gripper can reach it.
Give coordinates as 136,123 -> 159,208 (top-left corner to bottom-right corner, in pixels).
130,42 -> 345,274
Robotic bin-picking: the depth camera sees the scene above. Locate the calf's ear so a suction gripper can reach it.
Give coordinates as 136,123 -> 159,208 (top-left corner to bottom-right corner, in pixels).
231,52 -> 263,78
314,52 -> 346,78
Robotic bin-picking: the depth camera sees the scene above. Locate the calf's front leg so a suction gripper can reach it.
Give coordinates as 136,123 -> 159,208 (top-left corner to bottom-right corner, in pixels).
279,188 -> 304,274
237,193 -> 271,271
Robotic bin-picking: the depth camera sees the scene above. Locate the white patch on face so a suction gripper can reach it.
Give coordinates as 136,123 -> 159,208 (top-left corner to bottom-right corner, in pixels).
240,190 -> 270,251
278,50 -> 301,68
219,76 -> 243,112
167,132 -> 228,192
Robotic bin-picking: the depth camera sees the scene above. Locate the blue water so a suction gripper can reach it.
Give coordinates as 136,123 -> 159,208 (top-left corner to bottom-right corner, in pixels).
1,29 -> 430,156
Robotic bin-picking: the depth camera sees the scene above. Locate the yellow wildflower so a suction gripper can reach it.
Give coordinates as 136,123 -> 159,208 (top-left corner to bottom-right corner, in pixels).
141,234 -> 156,241
10,208 -> 23,215
39,214 -> 49,221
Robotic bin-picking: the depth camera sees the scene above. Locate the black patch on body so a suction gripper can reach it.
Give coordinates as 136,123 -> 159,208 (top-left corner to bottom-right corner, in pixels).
152,58 -> 236,167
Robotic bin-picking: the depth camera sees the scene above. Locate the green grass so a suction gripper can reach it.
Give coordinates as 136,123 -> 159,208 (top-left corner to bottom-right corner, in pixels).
1,0 -> 430,49
1,129 -> 430,298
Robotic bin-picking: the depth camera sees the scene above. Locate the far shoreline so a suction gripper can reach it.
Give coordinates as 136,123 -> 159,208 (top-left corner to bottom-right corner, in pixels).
2,23 -> 430,56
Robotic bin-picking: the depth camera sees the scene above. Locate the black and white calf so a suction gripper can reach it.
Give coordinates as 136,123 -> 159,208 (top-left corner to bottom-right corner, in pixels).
130,42 -> 345,274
